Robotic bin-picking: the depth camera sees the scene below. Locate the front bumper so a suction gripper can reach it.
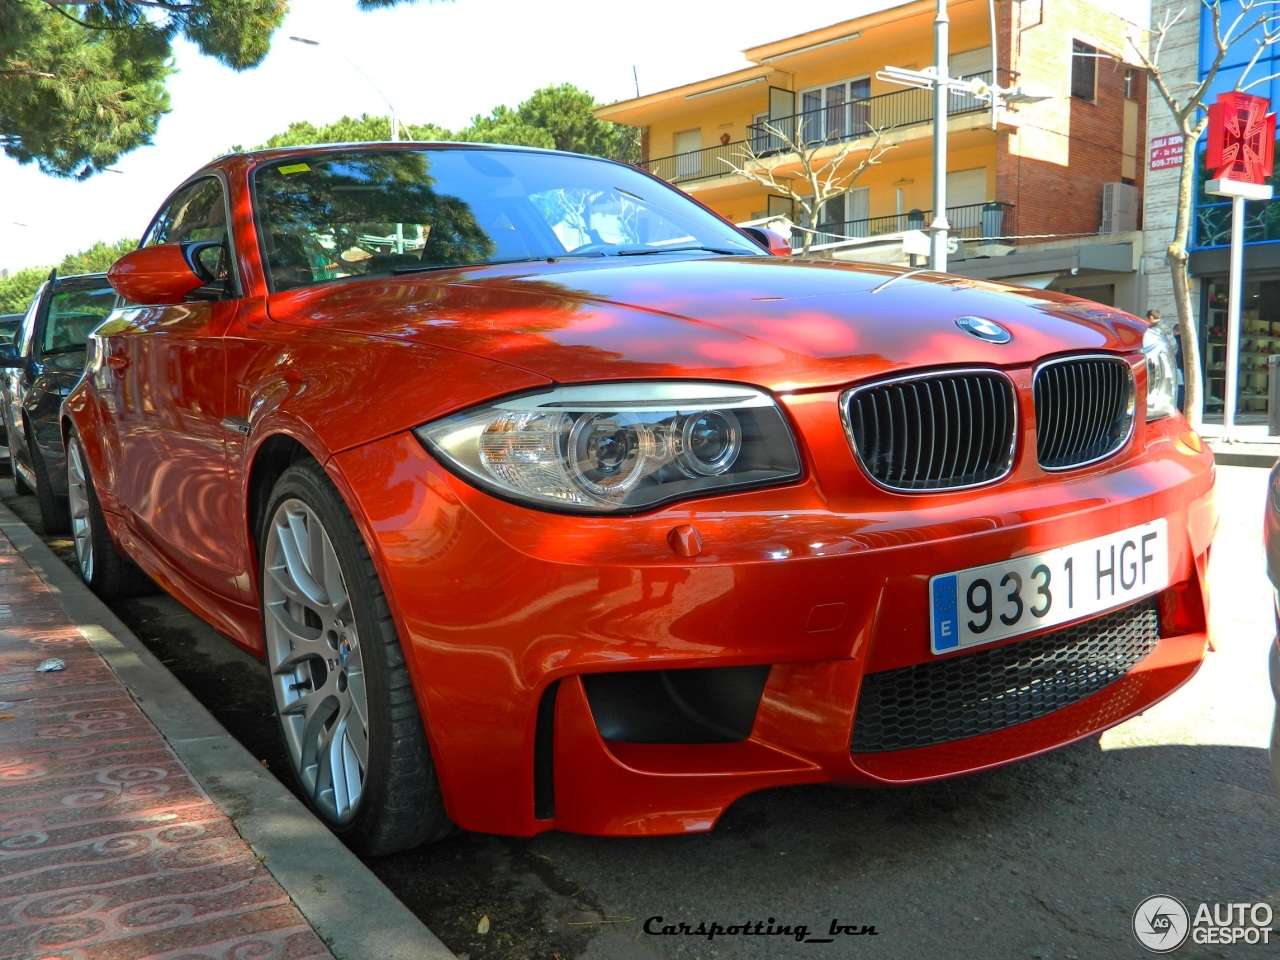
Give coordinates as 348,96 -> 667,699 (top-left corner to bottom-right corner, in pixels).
333,414 -> 1216,837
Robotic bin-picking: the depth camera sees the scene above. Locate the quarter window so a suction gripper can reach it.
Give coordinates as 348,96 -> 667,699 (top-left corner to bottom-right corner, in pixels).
142,178 -> 229,247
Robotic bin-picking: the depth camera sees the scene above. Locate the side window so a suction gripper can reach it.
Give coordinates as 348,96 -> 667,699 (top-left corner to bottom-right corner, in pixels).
43,282 -> 119,353
141,177 -> 234,291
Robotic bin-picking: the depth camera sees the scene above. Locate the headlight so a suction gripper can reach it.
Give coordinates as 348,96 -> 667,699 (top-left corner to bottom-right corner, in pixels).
415,382 -> 802,514
1143,326 -> 1178,420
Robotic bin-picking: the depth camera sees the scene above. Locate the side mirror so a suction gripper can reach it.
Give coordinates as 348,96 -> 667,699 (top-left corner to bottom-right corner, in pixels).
740,226 -> 793,257
108,242 -> 223,305
0,341 -> 21,368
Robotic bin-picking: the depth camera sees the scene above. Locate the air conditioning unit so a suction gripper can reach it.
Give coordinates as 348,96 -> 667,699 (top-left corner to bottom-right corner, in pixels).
1101,181 -> 1140,234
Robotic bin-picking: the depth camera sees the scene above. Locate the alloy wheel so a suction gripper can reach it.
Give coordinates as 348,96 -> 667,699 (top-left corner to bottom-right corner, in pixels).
66,438 -> 94,583
262,497 -> 369,825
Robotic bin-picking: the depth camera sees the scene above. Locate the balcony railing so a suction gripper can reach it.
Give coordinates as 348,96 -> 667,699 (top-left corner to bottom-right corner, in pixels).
643,71 -> 1012,186
800,201 -> 1016,250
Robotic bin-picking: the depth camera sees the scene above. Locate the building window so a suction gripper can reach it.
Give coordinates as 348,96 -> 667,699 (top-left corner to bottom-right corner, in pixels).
674,129 -> 701,178
798,77 -> 871,144
1072,40 -> 1097,100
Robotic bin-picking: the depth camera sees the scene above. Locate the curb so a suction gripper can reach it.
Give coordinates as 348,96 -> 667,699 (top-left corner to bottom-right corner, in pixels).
0,499 -> 457,960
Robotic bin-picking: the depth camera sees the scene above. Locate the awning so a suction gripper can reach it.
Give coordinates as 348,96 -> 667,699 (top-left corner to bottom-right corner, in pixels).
948,242 -> 1135,283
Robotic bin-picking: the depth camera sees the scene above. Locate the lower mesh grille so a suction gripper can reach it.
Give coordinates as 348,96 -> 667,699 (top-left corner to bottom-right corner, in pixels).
850,599 -> 1160,753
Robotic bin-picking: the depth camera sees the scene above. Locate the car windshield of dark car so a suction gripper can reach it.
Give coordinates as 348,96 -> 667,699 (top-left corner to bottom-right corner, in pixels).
253,147 -> 765,291
43,283 -> 116,354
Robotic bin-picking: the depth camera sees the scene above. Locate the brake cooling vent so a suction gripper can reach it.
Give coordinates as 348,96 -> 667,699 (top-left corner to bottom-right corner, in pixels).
850,599 -> 1160,753
842,370 -> 1016,491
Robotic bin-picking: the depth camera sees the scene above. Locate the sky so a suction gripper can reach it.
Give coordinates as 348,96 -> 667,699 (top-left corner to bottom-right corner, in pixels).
0,0 -> 1149,275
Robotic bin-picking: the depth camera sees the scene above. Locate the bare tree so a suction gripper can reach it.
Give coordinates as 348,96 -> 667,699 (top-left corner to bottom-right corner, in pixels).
720,119 -> 897,256
1131,0 -> 1280,429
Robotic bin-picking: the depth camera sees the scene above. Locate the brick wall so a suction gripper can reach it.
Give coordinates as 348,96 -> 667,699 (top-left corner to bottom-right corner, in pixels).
997,0 -> 1147,245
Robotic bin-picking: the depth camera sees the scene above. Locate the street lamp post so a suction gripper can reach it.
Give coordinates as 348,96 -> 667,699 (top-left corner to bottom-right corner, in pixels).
929,0 -> 950,273
289,36 -> 401,141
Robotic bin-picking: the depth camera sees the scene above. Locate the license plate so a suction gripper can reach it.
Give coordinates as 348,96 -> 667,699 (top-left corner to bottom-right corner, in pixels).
929,519 -> 1168,654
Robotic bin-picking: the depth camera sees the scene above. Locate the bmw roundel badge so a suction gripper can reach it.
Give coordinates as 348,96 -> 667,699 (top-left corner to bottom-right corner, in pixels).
955,315 -> 1012,343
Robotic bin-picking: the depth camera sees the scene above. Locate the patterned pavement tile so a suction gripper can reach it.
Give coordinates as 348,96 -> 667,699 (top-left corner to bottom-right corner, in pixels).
0,534 -> 332,960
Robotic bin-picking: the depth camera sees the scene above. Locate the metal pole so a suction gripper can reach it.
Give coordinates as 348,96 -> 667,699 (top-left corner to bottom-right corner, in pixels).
290,36 -> 401,142
929,0 -> 950,272
1224,193 -> 1246,442
988,0 -> 998,131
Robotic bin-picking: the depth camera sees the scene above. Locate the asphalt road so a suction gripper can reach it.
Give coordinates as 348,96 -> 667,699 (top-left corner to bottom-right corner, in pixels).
4,464 -> 1276,960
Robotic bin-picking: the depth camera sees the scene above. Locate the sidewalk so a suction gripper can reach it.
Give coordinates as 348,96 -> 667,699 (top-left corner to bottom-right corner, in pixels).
0,501 -> 455,960
1199,420 -> 1280,468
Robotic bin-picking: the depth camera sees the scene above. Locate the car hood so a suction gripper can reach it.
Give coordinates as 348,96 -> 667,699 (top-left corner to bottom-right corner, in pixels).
265,256 -> 1147,391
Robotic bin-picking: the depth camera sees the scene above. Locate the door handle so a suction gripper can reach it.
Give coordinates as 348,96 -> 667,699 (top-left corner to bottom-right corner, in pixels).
105,353 -> 129,373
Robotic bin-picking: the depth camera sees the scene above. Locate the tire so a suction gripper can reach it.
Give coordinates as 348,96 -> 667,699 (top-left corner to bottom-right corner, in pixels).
30,425 -> 69,535
260,460 -> 451,856
66,431 -> 151,599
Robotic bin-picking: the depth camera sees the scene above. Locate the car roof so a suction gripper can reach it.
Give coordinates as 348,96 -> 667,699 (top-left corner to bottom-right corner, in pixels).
209,140 -> 600,168
51,272 -> 111,289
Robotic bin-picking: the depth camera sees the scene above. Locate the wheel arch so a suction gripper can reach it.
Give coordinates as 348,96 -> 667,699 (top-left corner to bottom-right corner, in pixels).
246,433 -> 315,553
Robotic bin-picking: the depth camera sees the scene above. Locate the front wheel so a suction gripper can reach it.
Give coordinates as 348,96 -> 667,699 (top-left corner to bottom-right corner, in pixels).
66,430 -> 150,599
260,460 -> 451,855
31,424 -> 68,535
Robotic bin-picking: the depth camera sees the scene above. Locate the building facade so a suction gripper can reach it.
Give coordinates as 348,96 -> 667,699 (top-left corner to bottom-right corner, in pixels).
1144,0 -> 1280,423
598,0 -> 1149,311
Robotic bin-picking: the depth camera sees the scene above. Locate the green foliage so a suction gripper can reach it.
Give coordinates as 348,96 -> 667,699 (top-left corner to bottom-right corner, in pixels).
0,0 -> 426,179
0,236 -> 135,313
248,83 -> 639,161
249,114 -> 454,150
59,238 -> 136,275
0,5 -> 172,179
0,265 -> 50,314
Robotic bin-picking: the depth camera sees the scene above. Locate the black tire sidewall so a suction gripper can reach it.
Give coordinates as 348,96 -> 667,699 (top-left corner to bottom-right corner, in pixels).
259,461 -> 439,855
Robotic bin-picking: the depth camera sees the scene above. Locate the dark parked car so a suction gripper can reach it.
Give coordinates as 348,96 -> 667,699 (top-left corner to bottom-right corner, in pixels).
0,272 -> 116,533
0,312 -> 25,466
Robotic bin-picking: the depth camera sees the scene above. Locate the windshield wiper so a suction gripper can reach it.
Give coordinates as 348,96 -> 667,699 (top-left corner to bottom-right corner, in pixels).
615,244 -> 751,257
392,256 -> 552,275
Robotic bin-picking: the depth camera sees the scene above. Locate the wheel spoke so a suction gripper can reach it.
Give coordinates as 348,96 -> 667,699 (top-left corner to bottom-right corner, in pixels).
264,600 -> 323,651
265,557 -> 312,607
277,510 -> 327,606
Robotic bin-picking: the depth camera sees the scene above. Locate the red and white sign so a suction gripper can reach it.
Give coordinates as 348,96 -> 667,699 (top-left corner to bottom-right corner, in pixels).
1149,135 -> 1184,171
1206,91 -> 1275,185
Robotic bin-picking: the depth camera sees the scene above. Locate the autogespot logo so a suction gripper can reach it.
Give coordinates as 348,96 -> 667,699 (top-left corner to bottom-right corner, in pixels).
955,315 -> 1012,343
1133,895 -> 1190,953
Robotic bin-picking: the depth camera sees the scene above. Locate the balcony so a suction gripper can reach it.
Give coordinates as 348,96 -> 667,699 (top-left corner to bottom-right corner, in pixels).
643,71 -> 1010,186
800,201 -> 1016,251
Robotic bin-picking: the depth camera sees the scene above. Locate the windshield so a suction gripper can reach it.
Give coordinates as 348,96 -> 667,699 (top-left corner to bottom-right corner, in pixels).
44,280 -> 116,353
252,147 -> 764,291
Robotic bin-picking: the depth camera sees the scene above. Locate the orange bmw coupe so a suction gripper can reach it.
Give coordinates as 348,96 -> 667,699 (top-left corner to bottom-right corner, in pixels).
65,143 -> 1216,855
